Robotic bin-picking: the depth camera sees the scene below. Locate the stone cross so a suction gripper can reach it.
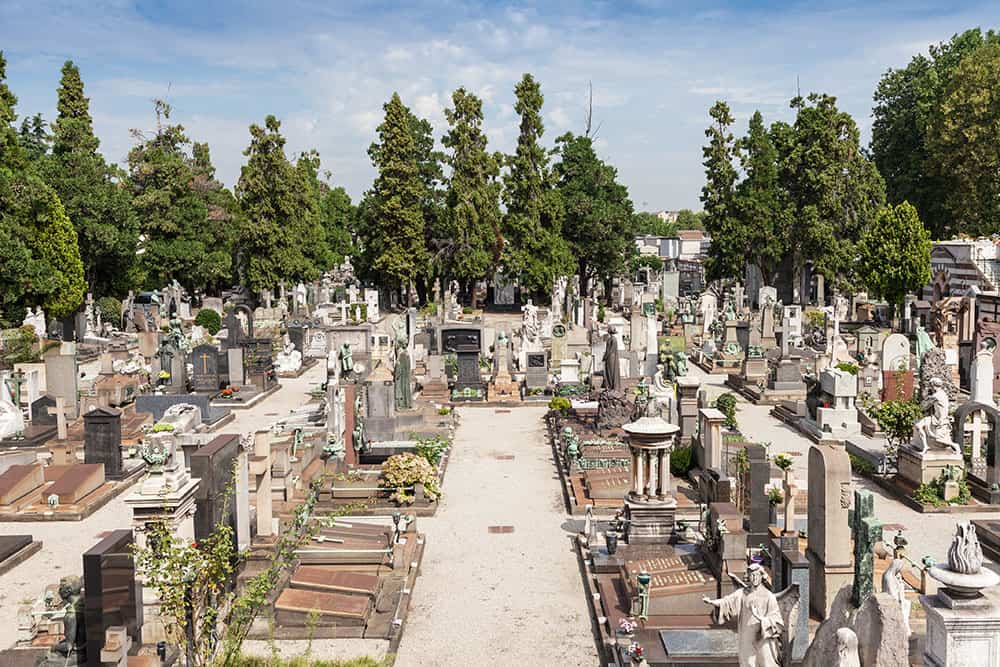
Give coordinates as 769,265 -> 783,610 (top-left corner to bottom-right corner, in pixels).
964,411 -> 990,470
47,396 -> 72,440
848,488 -> 882,608
782,471 -> 798,536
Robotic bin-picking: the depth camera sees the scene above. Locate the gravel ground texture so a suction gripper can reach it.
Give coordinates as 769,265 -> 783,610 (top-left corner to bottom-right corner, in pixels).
393,405 -> 599,667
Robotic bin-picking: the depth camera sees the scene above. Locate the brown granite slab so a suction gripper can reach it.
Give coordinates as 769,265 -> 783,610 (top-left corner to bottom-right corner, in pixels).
0,464 -> 44,505
0,534 -> 32,561
585,474 -> 632,500
291,566 -> 379,596
275,587 -> 370,619
46,464 -> 105,503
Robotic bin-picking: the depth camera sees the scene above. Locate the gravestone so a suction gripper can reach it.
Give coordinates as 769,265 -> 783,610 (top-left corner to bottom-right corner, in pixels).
807,444 -> 853,619
227,348 -> 245,386
848,488 -> 881,608
190,344 -> 221,392
745,443 -> 770,550
525,352 -> 548,390
83,530 -> 139,667
189,434 -> 240,553
83,407 -> 123,480
881,334 -> 909,374
44,351 -> 79,419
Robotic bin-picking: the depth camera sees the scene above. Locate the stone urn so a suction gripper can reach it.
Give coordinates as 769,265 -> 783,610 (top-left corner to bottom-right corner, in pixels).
929,522 -> 1000,601
605,530 -> 619,555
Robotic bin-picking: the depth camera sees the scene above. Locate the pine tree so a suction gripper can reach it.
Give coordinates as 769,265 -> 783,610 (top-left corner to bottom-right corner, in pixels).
237,115 -> 325,291
779,94 -> 885,291
555,132 -> 634,286
45,60 -> 139,296
364,93 -> 427,298
129,100 -> 228,291
190,141 -> 239,291
501,74 -> 572,293
700,100 -> 741,282
731,111 -> 791,285
0,53 -> 84,320
440,87 -> 502,295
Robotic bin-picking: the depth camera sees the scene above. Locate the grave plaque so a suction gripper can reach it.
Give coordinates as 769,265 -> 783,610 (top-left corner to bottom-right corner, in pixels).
189,434 -> 240,552
83,529 -> 139,667
83,407 -> 124,480
526,352 -> 548,389
191,344 -> 221,392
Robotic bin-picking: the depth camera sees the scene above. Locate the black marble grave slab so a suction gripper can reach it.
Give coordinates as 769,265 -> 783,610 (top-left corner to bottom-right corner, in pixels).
83,529 -> 139,667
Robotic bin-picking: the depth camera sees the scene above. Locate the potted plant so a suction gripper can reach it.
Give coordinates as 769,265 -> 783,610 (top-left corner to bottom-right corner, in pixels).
767,487 -> 783,524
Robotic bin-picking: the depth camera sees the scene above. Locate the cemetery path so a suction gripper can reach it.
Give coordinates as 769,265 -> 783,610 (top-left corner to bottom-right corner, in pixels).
686,364 -> 1000,565
394,406 -> 599,666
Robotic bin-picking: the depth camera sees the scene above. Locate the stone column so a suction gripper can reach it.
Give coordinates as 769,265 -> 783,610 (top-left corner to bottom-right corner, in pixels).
634,450 -> 644,498
643,451 -> 653,498
656,450 -> 668,499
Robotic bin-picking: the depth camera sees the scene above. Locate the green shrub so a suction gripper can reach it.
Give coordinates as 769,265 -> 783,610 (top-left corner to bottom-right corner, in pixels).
437,406 -> 451,415
414,434 -> 450,466
835,362 -> 859,375
96,296 -> 122,327
848,453 -> 876,476
670,445 -> 694,477
768,487 -> 784,505
548,396 -> 571,416
152,422 -> 175,432
714,393 -> 738,430
194,308 -> 222,335
380,453 -> 441,504
597,304 -> 606,322
0,326 -> 39,364
804,310 -> 826,332
870,399 -> 923,450
462,306 -> 473,314
913,470 -> 971,507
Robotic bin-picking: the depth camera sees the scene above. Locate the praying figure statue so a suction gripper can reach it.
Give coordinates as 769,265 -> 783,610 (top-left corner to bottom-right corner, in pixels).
911,377 -> 960,454
703,563 -> 783,667
603,327 -> 621,391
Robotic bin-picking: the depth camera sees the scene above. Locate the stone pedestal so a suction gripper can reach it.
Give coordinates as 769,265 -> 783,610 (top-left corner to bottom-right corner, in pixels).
676,376 -> 701,446
921,587 -> 1000,666
898,446 -> 965,487
624,496 -> 677,545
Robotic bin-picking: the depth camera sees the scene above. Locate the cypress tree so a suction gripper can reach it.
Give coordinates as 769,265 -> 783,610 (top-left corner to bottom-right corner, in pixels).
501,74 -> 572,293
46,60 -> 138,296
441,87 -> 502,295
364,93 -> 427,298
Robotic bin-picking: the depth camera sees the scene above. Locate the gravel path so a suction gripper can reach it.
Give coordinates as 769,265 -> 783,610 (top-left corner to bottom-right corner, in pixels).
394,406 -> 598,666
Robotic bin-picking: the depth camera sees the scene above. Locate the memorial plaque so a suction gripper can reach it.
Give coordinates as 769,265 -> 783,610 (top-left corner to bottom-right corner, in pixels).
191,344 -> 221,392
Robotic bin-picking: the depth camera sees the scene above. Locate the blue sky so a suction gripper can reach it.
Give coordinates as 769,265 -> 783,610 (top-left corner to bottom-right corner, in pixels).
1,1 -> 997,210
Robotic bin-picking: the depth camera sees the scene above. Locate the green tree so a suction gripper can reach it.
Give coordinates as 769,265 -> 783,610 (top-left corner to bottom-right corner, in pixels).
363,93 -> 427,298
129,100 -> 230,292
632,211 -> 677,237
871,29 -> 999,239
675,209 -> 706,230
0,52 -> 85,321
190,141 -> 239,291
858,201 -> 932,315
237,115 -> 325,291
409,112 -> 446,291
928,41 -> 1000,237
501,73 -> 572,293
700,101 -> 741,282
45,61 -> 139,297
731,111 -> 791,285
555,132 -> 635,286
440,87 -> 502,296
779,94 -> 885,291
17,113 -> 48,162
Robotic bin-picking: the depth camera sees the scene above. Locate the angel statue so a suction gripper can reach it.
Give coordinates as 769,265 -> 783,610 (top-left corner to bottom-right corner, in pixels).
702,562 -> 800,667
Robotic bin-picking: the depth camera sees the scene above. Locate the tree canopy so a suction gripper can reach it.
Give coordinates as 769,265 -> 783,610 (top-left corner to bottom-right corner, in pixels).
501,73 -> 573,293
857,201 -> 931,309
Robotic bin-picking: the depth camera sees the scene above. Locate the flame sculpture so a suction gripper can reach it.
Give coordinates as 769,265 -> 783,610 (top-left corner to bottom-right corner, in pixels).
947,523 -> 984,575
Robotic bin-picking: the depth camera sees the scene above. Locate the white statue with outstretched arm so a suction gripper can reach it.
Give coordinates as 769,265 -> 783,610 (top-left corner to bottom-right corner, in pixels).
702,563 -> 786,667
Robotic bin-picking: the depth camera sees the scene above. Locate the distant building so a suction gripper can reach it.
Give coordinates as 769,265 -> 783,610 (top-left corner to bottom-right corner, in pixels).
634,230 -> 710,295
922,237 -> 1000,321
